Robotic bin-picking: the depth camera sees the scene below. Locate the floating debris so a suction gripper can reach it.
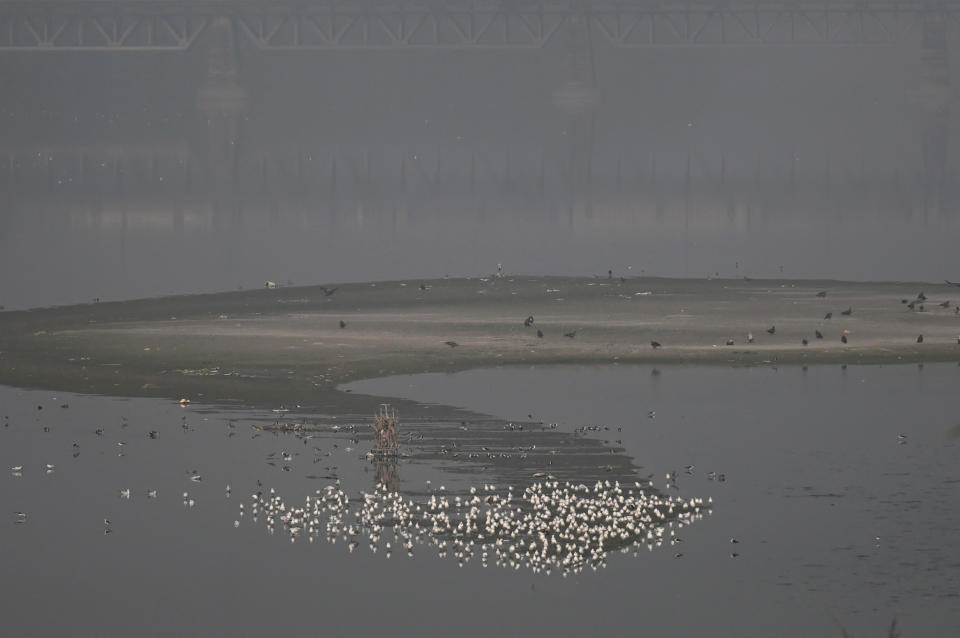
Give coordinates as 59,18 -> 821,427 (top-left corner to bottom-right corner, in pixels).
372,405 -> 399,458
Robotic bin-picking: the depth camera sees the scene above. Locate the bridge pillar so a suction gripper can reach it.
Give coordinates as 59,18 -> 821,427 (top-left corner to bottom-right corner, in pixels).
552,9 -> 601,220
917,7 -> 950,211
197,16 -> 247,195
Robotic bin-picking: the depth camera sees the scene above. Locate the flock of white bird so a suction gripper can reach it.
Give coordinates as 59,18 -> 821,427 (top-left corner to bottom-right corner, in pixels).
243,479 -> 711,576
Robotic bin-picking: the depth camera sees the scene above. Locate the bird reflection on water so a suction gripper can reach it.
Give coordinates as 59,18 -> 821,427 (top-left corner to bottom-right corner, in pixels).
243,477 -> 711,576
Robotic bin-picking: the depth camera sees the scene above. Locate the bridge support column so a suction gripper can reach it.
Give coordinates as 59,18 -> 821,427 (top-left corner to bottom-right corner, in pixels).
552,10 -> 601,222
197,15 -> 247,223
918,7 -> 950,213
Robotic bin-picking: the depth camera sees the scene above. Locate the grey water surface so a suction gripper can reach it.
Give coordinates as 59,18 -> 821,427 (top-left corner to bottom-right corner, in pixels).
3,362 -> 958,637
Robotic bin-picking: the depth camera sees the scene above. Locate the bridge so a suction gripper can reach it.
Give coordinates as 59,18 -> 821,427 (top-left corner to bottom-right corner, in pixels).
0,1 -> 953,224
0,1 -> 955,52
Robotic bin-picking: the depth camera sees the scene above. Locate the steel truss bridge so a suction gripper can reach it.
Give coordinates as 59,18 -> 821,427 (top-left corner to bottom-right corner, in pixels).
0,1 -> 955,52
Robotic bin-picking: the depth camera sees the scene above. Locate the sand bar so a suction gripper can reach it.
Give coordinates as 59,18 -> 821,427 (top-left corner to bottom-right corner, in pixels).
1,276 -> 958,407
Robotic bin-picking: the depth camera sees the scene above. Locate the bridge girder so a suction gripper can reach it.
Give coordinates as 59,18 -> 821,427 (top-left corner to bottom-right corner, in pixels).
0,1 -> 955,51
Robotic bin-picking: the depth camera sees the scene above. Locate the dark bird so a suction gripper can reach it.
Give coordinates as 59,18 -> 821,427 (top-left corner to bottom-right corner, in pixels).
802,338 -> 808,346
650,341 -> 661,349
444,341 -> 459,348
841,334 -> 848,343
917,335 -> 924,343
940,300 -> 950,308
901,299 -> 908,304
907,301 -> 916,310
816,291 -> 827,298
339,320 -> 346,329
917,291 -> 927,301
726,338 -> 735,346
523,315 -> 535,327
536,329 -> 543,338
824,312 -> 832,320
815,330 -> 823,339
564,330 -> 577,339
841,307 -> 852,316
319,286 -> 338,297
767,326 -> 776,335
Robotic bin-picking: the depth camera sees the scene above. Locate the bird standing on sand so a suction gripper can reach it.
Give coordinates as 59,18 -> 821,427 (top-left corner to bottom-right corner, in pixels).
802,338 -> 808,346
816,291 -> 827,298
536,329 -> 543,338
524,315 -> 535,327
747,332 -> 754,343
841,334 -> 848,343
917,335 -> 924,343
726,338 -> 735,346
815,330 -> 823,339
339,320 -> 346,329
650,341 -> 661,349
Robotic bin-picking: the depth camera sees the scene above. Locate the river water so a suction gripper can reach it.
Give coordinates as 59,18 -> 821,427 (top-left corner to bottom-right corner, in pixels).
3,362 -> 958,637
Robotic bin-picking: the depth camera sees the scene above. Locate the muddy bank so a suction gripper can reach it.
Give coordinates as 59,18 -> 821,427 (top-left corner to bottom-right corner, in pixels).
0,276 -> 958,407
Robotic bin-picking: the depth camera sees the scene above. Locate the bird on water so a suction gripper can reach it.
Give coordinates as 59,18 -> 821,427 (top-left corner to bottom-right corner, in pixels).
815,330 -> 823,339
650,341 -> 661,349
824,312 -> 832,320
767,326 -> 776,335
564,330 -> 577,339
841,307 -> 852,316
444,341 -> 459,348
524,315 -> 535,327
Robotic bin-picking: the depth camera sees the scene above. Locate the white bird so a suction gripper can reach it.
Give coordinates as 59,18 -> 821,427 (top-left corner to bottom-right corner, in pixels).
10,465 -> 23,472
